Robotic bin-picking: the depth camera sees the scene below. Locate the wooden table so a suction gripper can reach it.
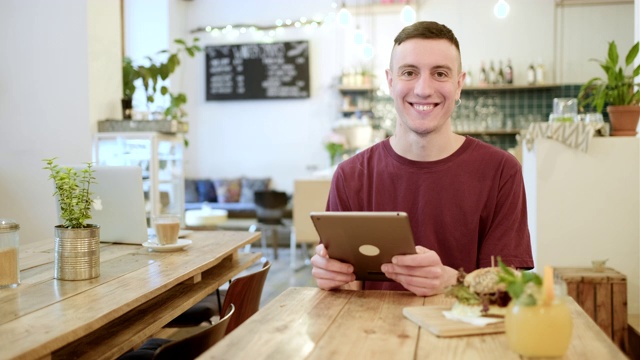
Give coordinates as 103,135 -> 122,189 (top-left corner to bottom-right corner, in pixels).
199,287 -> 628,359
0,231 -> 261,360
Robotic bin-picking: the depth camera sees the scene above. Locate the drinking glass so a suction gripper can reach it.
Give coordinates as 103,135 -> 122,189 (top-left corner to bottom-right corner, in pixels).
585,113 -> 604,125
152,214 -> 181,245
505,278 -> 573,357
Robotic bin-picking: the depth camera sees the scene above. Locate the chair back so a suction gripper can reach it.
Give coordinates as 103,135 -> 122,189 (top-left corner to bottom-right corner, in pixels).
254,191 -> 288,224
221,261 -> 271,334
153,304 -> 235,360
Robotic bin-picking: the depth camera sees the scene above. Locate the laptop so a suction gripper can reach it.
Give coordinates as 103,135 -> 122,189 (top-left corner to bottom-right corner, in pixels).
55,165 -> 149,244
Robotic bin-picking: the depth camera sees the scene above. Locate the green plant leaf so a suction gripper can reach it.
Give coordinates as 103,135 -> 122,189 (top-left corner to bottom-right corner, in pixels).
625,42 -> 639,67
43,159 -> 96,228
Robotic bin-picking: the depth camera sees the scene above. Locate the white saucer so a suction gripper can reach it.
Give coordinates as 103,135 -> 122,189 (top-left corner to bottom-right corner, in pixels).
142,239 -> 192,252
147,229 -> 194,240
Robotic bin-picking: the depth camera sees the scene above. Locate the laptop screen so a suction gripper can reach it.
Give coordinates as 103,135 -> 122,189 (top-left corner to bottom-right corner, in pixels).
55,166 -> 148,244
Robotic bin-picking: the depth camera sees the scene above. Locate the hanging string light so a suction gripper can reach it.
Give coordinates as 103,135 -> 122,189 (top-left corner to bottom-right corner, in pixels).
337,1 -> 352,27
493,0 -> 510,19
401,1 -> 416,25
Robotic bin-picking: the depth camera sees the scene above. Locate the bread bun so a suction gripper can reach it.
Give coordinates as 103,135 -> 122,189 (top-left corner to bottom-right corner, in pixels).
445,266 -> 520,317
463,267 -> 507,294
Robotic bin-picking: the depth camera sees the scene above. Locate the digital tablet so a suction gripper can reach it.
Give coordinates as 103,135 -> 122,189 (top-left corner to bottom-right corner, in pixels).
310,211 -> 417,281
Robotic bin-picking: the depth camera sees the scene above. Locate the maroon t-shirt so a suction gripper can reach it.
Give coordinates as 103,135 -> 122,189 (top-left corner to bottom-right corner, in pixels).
327,136 -> 534,291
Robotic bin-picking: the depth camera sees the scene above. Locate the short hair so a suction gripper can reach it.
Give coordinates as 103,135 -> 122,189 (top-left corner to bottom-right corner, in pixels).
393,21 -> 460,51
391,21 -> 462,69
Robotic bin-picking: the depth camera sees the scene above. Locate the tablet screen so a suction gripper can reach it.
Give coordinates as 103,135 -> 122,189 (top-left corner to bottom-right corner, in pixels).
310,211 -> 416,281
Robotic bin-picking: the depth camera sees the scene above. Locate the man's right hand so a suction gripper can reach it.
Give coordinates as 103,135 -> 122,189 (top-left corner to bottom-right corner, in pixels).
310,244 -> 356,290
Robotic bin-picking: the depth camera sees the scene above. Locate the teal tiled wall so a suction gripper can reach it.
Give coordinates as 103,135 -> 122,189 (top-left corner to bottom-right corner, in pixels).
456,84 -> 585,150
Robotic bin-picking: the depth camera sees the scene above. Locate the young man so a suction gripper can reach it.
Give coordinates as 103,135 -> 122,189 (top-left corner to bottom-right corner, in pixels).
310,21 -> 533,297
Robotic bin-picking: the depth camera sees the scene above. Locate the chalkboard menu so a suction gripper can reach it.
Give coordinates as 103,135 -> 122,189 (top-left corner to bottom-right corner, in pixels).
205,41 -> 310,100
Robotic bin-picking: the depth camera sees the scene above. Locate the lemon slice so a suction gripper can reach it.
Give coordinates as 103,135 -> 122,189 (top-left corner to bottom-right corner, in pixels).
543,266 -> 555,305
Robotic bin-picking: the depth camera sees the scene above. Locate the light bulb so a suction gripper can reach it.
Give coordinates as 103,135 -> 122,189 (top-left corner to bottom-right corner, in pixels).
362,44 -> 374,60
337,2 -> 351,26
353,27 -> 365,45
494,0 -> 510,19
401,4 -> 416,24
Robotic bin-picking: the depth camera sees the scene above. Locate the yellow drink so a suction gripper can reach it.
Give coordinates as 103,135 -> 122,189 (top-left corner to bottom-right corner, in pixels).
505,298 -> 573,357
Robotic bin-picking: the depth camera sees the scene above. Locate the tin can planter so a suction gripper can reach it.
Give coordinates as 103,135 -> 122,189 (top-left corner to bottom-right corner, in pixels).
54,225 -> 100,280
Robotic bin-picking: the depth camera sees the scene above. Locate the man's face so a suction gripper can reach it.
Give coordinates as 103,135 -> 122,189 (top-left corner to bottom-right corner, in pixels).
385,38 -> 464,136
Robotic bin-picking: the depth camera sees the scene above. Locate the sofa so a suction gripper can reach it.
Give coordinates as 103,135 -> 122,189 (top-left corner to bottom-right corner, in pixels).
184,177 -> 292,219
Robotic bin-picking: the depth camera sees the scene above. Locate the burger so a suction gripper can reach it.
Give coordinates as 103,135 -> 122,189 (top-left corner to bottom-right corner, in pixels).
445,267 -> 517,318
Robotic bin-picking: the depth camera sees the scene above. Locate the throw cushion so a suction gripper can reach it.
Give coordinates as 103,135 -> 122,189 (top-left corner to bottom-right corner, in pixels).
213,178 -> 242,203
195,179 -> 217,202
240,177 -> 271,204
184,179 -> 199,203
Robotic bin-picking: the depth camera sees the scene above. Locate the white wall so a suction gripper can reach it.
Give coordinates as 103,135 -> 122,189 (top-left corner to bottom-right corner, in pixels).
523,137 -> 640,314
0,0 -> 121,245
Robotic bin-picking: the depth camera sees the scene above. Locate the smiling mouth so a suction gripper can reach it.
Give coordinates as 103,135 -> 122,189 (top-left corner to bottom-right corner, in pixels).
412,103 -> 435,111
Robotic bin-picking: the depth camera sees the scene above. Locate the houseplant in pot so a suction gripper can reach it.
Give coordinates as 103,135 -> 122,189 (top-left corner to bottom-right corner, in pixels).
134,37 -> 202,117
578,40 -> 640,136
122,56 -> 139,119
43,158 -> 101,280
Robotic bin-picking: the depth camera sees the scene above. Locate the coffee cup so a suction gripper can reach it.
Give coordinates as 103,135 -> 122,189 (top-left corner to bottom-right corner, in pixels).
153,215 -> 181,245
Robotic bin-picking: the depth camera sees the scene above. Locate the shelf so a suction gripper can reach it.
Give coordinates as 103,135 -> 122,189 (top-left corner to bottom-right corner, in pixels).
456,129 -> 522,136
341,108 -> 372,113
463,84 -> 561,91
338,85 -> 377,92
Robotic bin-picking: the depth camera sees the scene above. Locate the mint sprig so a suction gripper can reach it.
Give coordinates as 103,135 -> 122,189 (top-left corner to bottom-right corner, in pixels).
497,258 -> 542,306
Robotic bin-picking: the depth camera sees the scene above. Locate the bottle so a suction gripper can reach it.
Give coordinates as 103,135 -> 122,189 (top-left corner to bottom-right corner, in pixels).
0,219 -> 20,288
354,66 -> 363,87
497,60 -> 505,85
504,59 -> 513,84
527,62 -> 536,85
479,62 -> 488,86
488,60 -> 497,85
535,59 -> 545,85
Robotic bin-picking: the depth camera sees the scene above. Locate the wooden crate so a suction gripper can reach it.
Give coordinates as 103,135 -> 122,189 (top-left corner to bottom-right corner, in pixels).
555,267 -> 628,353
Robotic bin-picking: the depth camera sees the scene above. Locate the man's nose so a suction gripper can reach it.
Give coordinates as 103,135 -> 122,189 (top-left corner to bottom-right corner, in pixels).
413,75 -> 434,97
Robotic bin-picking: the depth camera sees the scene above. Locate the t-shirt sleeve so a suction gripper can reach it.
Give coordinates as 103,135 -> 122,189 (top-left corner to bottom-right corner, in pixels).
326,167 -> 353,211
478,158 -> 534,270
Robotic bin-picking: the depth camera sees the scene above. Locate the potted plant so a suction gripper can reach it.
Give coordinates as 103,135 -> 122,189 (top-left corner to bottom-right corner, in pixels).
43,158 -> 101,280
122,56 -> 139,119
578,40 -> 640,136
134,37 -> 202,115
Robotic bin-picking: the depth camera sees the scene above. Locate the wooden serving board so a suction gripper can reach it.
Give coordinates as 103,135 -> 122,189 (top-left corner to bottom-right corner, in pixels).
403,306 -> 505,337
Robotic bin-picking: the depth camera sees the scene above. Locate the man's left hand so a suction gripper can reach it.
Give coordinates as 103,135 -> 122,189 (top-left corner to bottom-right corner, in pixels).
381,246 -> 458,296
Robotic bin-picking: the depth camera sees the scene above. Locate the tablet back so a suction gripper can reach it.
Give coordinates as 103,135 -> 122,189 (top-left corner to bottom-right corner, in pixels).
310,211 -> 416,281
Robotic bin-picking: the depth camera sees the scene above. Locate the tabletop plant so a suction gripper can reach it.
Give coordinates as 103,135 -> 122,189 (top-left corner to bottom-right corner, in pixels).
578,40 -> 640,113
43,158 -> 96,228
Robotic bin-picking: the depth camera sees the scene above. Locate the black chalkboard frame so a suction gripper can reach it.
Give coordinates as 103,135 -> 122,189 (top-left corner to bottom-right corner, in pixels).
205,40 -> 310,101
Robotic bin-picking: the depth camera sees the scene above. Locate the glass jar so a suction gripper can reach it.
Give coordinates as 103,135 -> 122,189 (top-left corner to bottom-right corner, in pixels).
0,218 -> 20,288
505,297 -> 573,357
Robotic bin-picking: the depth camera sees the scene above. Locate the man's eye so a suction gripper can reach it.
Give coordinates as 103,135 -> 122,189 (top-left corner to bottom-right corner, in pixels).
435,71 -> 448,78
401,70 -> 416,77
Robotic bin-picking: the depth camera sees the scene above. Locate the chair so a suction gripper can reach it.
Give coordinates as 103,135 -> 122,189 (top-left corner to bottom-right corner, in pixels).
162,261 -> 272,333
117,304 -> 235,360
220,260 -> 271,334
290,179 -> 331,270
249,190 -> 289,260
